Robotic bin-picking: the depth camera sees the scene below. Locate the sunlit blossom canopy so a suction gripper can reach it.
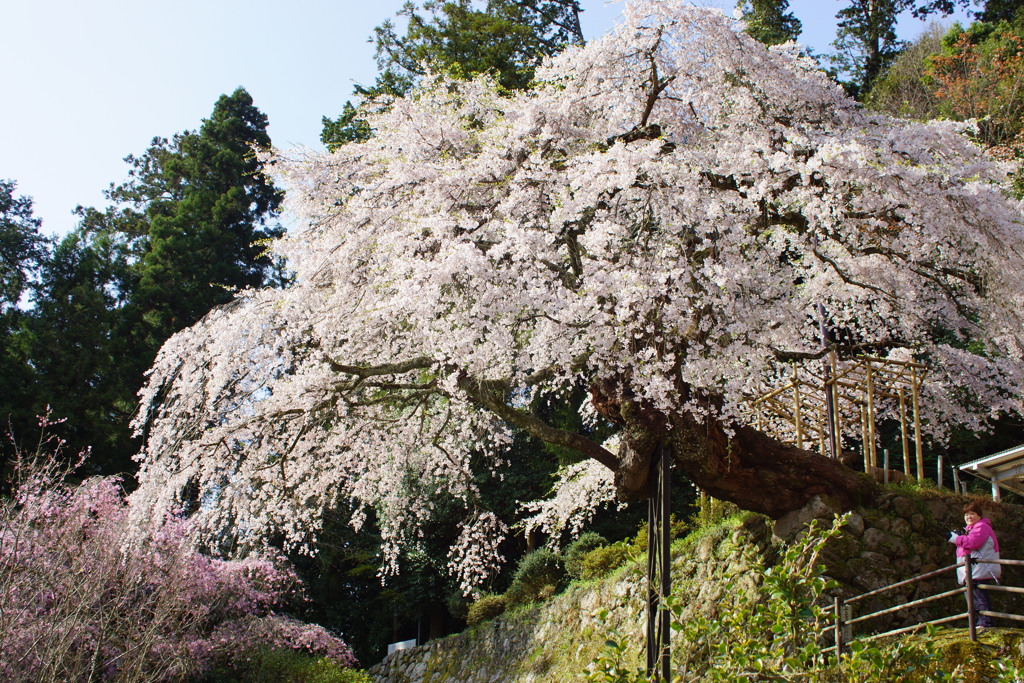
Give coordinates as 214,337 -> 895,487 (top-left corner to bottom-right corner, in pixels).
130,1 -> 1024,592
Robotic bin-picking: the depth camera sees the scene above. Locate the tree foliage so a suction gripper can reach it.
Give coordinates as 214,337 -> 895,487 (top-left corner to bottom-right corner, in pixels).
0,422 -> 357,682
736,0 -> 802,47
321,0 -> 583,150
928,17 -> 1024,151
0,180 -> 46,317
0,181 -> 47,454
122,87 -> 285,347
912,0 -> 1024,22
132,2 -> 1024,593
26,218 -> 138,474
3,88 -> 285,476
831,0 -> 913,96
862,23 -> 947,120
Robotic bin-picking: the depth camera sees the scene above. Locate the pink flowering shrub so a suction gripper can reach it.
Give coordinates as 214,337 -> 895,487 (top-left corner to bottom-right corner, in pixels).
0,415 -> 357,682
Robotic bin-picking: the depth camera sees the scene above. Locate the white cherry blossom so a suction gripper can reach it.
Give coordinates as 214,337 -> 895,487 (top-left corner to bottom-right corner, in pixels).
130,1 -> 1024,589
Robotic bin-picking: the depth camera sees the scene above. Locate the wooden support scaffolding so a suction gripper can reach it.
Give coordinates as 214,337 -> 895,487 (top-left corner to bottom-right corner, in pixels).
746,356 -> 929,479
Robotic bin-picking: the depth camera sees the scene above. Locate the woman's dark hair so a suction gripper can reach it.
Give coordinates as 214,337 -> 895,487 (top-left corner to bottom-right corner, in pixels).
964,501 -> 985,516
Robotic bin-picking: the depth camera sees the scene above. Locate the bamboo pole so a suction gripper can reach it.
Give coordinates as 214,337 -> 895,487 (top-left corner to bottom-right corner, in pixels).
818,406 -> 826,455
866,362 -> 878,470
831,352 -> 842,457
912,366 -> 924,480
860,405 -> 870,473
793,370 -> 804,450
899,387 -> 911,476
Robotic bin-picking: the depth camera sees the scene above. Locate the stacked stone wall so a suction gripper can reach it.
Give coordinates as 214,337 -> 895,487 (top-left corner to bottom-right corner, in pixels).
369,490 -> 1024,683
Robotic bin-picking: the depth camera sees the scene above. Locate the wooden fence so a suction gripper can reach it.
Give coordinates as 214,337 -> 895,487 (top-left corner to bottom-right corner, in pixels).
822,556 -> 1024,654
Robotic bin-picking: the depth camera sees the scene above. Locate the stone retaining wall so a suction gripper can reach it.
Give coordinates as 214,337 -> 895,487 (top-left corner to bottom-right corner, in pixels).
369,489 -> 1024,683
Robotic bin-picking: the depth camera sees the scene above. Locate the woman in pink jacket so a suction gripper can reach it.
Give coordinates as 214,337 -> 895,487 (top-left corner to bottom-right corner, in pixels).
951,501 -> 1001,629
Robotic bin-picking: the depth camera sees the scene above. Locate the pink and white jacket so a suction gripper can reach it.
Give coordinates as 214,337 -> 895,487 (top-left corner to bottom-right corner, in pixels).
955,517 -> 1001,584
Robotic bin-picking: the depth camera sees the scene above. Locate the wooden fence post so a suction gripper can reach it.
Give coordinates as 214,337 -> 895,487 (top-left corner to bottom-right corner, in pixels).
965,555 -> 976,642
834,597 -> 843,657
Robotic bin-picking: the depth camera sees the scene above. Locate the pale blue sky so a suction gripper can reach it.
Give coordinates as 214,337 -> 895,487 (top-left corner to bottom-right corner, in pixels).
1,0 -> 971,238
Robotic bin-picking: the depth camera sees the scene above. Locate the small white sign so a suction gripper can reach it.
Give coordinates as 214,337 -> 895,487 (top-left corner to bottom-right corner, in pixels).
388,638 -> 417,655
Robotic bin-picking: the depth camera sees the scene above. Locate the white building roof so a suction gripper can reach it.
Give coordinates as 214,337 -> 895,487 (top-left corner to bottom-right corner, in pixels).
959,444 -> 1024,499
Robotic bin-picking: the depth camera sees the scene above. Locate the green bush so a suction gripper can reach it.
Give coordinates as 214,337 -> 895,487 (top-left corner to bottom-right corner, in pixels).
202,647 -> 372,683
505,548 -> 565,607
578,544 -> 629,581
564,532 -> 608,580
466,593 -> 507,625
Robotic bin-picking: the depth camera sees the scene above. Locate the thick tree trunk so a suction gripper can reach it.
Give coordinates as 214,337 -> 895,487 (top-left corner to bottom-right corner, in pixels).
590,379 -> 877,519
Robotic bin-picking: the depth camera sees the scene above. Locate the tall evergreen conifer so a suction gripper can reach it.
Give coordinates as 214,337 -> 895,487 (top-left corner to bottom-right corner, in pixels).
132,88 -> 284,347
736,0 -> 802,46
19,89 -> 283,475
0,180 -> 46,454
322,0 -> 584,150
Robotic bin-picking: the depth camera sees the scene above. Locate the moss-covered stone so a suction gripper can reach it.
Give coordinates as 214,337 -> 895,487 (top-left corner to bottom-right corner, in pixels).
369,488 -> 1024,683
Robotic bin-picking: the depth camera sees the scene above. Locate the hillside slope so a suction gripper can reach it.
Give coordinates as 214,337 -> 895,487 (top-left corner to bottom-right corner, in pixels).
370,488 -> 1024,683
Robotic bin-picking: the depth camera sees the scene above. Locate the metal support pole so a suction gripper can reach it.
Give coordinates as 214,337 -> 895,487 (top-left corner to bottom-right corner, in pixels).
965,555 -> 977,642
660,446 -> 671,683
883,449 -> 890,485
646,444 -> 671,681
938,455 -> 944,489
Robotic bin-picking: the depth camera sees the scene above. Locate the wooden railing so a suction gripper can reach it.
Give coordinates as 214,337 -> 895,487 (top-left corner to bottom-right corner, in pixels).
822,556 -> 1024,654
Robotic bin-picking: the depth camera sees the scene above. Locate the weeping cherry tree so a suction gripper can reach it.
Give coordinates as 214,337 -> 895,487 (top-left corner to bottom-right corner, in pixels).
130,1 -> 1024,593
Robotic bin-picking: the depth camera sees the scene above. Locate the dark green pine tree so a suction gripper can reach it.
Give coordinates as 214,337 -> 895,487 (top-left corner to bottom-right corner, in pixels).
736,0 -> 803,46
126,87 -> 284,349
27,211 -> 140,474
975,0 -> 1024,22
832,0 -> 913,98
322,0 -> 584,151
0,180 -> 47,452
912,0 -> 1024,22
18,88 -> 284,475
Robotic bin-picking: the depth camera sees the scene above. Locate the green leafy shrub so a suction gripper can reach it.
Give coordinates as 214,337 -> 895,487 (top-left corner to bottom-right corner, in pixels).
564,532 -> 608,580
203,647 -> 373,683
578,544 -> 630,581
505,548 -> 565,607
466,593 -> 507,625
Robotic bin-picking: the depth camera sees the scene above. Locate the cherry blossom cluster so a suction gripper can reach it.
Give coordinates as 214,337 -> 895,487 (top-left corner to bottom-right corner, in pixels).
519,437 -> 624,546
131,0 -> 1024,587
0,446 -> 356,681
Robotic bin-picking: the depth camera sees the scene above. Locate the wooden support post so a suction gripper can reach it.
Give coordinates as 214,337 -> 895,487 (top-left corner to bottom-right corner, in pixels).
866,362 -> 878,470
830,353 -> 842,457
793,369 -> 803,450
883,449 -> 890,485
912,366 -> 924,480
860,405 -> 869,473
818,406 -> 826,455
899,387 -> 911,476
938,455 -> 944,489
834,597 -> 843,657
953,467 -> 962,495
